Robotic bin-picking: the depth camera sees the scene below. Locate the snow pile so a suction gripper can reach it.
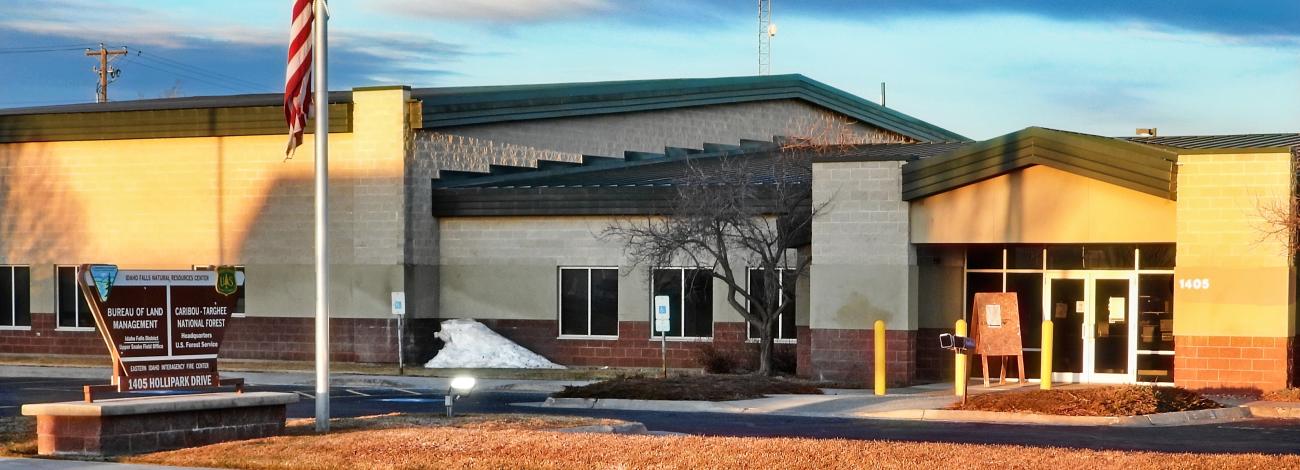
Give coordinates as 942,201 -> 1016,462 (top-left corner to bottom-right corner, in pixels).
424,319 -> 565,369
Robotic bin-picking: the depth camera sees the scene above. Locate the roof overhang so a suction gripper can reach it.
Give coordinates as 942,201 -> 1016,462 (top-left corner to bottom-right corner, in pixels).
901,127 -> 1179,201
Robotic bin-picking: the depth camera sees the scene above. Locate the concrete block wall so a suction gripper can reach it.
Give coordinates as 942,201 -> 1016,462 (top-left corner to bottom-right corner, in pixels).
808,160 -> 917,385
412,99 -> 909,175
437,215 -> 809,367
1173,151 -> 1297,391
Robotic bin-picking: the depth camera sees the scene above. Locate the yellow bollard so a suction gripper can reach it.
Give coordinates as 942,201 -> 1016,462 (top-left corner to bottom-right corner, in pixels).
874,320 -> 886,396
1040,320 -> 1053,390
954,319 -> 967,399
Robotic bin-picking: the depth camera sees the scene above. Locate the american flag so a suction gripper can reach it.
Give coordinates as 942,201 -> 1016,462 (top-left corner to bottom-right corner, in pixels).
284,0 -> 314,157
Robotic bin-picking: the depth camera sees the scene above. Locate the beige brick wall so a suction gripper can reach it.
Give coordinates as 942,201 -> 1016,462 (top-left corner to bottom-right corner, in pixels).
810,161 -> 916,330
1174,152 -> 1296,337
0,88 -> 410,319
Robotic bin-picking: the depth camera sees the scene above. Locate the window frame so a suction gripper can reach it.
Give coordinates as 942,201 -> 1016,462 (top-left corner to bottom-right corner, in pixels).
648,266 -> 714,341
556,266 -> 620,340
0,265 -> 31,330
193,265 -> 246,317
54,265 -> 95,331
745,267 -> 798,343
963,244 -> 1176,386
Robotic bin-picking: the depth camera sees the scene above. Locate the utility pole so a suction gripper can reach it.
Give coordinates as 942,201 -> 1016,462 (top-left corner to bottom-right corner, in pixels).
85,44 -> 128,103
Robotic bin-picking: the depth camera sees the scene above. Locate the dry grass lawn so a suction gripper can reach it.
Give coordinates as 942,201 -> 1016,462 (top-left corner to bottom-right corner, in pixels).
1262,388 -> 1300,402
122,413 -> 1299,470
957,386 -> 1221,416
553,374 -> 823,401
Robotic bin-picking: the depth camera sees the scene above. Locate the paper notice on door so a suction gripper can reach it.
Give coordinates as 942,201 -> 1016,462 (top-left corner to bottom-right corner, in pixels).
1108,297 -> 1125,323
985,304 -> 1002,327
1054,303 -> 1068,319
1075,300 -> 1085,313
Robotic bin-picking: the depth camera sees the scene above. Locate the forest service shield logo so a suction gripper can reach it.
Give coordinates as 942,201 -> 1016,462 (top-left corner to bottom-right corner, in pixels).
88,264 -> 118,302
215,266 -> 238,296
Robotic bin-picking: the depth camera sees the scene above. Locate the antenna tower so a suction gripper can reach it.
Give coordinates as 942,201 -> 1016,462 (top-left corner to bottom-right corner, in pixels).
758,0 -> 773,75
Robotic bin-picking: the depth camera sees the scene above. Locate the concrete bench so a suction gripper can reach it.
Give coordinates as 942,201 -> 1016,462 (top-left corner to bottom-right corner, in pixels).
22,391 -> 298,457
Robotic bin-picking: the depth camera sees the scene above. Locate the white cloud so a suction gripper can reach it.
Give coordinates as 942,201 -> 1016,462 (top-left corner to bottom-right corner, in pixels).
370,0 -> 611,22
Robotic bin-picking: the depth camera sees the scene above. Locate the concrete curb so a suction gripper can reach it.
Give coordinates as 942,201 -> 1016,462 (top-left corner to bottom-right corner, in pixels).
534,397 -> 1263,427
861,406 -> 1254,427
1245,401 -> 1300,418
554,422 -> 650,435
552,421 -> 686,436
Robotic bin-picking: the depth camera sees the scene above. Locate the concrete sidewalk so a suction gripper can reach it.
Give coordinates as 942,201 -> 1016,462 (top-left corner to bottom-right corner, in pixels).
524,382 -> 1288,427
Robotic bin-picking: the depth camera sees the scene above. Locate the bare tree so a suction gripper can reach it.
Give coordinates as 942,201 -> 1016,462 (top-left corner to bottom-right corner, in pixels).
602,147 -> 822,375
1257,147 -> 1300,259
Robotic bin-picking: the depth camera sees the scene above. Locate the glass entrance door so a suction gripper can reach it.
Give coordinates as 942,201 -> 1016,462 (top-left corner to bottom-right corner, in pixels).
1046,273 -> 1136,383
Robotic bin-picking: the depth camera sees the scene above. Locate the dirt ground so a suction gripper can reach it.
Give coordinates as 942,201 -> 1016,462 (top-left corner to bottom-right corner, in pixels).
1262,388 -> 1300,402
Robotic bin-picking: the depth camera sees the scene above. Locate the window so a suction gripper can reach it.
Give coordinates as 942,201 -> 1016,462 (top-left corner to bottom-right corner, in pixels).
558,267 -> 618,337
651,268 -> 713,338
747,268 -> 797,341
56,266 -> 93,329
194,265 -> 245,316
0,266 -> 30,328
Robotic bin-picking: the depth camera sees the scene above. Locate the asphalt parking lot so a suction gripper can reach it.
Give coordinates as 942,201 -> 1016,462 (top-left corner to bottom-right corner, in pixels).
3,375 -> 1300,454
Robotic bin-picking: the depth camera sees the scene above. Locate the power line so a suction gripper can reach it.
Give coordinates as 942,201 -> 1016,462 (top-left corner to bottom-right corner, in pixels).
117,54 -> 256,93
0,46 -> 101,55
132,50 -> 271,91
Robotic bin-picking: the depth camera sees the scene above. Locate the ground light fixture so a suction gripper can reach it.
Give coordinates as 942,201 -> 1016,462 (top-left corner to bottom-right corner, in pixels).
445,376 -> 477,417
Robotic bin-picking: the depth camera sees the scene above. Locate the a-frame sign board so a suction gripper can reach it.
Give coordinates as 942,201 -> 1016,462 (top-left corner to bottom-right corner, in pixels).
969,292 -> 1025,387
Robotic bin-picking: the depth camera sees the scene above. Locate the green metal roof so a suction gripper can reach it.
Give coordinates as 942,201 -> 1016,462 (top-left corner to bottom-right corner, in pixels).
413,75 -> 966,143
901,127 -> 1179,201
1123,133 -> 1300,150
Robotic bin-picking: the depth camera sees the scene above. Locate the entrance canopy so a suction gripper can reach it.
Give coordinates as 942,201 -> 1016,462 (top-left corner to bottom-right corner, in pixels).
903,127 -> 1179,244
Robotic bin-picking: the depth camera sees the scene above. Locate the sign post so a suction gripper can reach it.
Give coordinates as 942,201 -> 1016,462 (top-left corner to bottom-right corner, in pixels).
391,292 -> 405,375
75,264 -> 244,400
653,295 -> 671,378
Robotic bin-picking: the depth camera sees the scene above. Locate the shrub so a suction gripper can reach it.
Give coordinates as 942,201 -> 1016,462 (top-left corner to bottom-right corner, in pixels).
694,344 -> 740,374
954,385 -> 1221,416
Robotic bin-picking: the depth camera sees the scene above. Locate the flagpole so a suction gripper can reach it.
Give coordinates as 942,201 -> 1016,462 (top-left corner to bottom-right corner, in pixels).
312,0 -> 331,433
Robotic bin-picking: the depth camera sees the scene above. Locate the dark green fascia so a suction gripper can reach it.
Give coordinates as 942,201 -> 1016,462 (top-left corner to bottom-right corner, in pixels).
0,103 -> 352,143
431,185 -> 793,217
414,75 -> 967,143
901,127 -> 1178,201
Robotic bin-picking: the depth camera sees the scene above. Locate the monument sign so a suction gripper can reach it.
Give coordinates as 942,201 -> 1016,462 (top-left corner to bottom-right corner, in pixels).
76,264 -> 244,396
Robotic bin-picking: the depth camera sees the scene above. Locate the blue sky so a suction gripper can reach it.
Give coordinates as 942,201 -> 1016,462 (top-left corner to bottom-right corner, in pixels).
0,0 -> 1296,139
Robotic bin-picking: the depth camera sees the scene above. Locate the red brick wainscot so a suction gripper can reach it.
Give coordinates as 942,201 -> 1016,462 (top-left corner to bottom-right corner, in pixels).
478,320 -> 797,370
24,392 -> 294,457
0,314 -> 411,364
915,327 -> 955,383
806,328 -> 916,386
1174,335 -> 1293,392
0,313 -> 108,356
